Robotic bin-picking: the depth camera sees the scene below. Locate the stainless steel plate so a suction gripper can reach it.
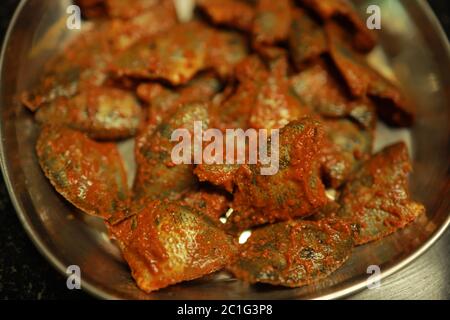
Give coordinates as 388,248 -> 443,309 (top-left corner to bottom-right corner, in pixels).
1,0 -> 449,299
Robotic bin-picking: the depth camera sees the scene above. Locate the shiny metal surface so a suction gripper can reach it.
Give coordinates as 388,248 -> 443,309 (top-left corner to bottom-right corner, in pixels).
0,0 -> 449,299
351,229 -> 450,299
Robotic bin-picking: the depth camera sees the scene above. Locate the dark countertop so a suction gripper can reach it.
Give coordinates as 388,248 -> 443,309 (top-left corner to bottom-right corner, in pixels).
0,0 -> 448,300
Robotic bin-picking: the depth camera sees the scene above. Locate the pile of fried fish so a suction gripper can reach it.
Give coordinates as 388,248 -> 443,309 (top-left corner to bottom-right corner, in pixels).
24,0 -> 425,293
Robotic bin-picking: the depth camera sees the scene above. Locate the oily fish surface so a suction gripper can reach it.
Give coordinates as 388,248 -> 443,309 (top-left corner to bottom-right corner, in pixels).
27,0 -> 426,295
137,72 -> 221,130
197,0 -> 256,32
227,118 -> 329,231
110,21 -> 248,85
132,103 -> 209,210
36,125 -> 129,220
325,22 -> 414,126
337,142 -> 425,245
109,201 -> 237,293
21,24 -> 112,111
35,86 -> 142,140
228,219 -> 353,287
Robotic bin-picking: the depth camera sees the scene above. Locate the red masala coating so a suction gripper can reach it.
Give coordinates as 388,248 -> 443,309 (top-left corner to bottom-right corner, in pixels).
319,135 -> 352,189
181,188 -> 231,221
228,219 -> 353,287
22,7 -> 176,112
253,45 -> 288,62
106,1 -> 178,52
248,57 -> 312,130
210,56 -> 266,130
300,0 -> 377,52
290,58 -> 377,129
105,0 -> 161,19
108,201 -> 237,293
194,163 -> 240,193
133,103 -> 209,212
211,56 -> 311,131
110,22 -> 248,85
28,0 -> 426,294
326,22 -> 415,126
289,8 -> 327,69
21,22 -> 113,111
228,118 -> 328,230
36,125 -> 129,220
338,142 -> 425,245
326,22 -> 373,97
197,0 -> 256,32
137,73 -> 221,130
35,86 -> 142,140
253,0 -> 292,45
320,118 -> 373,188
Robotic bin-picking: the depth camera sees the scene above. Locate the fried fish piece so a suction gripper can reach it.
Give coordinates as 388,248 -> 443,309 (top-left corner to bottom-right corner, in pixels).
181,188 -> 231,221
194,163 -> 240,193
22,22 -> 112,111
209,56 -> 265,131
228,219 -> 353,287
36,125 -> 129,220
320,117 -> 372,190
107,1 -> 178,51
325,22 -> 371,97
319,136 -> 352,189
253,0 -> 292,45
211,56 -> 310,131
248,57 -> 311,130
110,22 -> 247,85
319,118 -> 373,188
206,30 -> 249,79
21,64 -> 83,112
326,23 -> 414,126
289,8 -> 327,69
337,142 -> 425,245
365,73 -> 415,127
197,0 -> 255,32
300,0 -> 377,52
108,200 -> 237,293
35,86 -> 142,140
253,45 -> 288,63
228,118 -> 328,230
133,102 -> 209,209
137,73 -> 221,131
290,59 -> 376,129
308,200 -> 341,221
110,22 -> 208,84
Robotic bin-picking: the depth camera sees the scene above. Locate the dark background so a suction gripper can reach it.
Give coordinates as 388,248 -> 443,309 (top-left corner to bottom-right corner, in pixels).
0,0 -> 449,299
